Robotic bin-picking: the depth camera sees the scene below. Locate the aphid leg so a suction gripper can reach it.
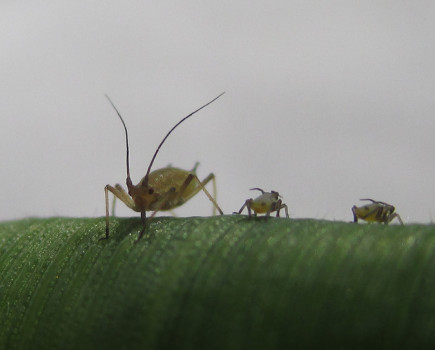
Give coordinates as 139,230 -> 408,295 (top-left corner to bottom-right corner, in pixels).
132,188 -> 178,243
265,205 -> 273,219
234,201 -> 248,215
246,200 -> 253,218
275,200 -> 290,218
352,206 -> 359,223
149,188 -> 178,220
396,214 -> 404,225
135,211 -> 148,242
185,163 -> 219,215
282,204 -> 290,218
275,199 -> 283,217
389,213 -> 404,225
102,184 -> 136,240
111,194 -> 116,217
197,173 -> 220,216
111,184 -> 132,216
191,174 -> 224,215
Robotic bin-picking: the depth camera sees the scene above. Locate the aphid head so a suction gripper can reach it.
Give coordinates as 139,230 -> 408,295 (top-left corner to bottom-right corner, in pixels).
270,190 -> 281,199
128,181 -> 158,210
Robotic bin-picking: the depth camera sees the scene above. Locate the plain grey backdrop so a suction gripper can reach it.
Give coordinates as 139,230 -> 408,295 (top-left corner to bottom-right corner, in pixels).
1,1 -> 434,224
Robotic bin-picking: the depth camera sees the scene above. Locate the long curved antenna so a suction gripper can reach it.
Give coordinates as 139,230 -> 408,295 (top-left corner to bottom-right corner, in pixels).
105,94 -> 131,180
143,92 -> 225,186
250,188 -> 265,194
360,198 -> 376,203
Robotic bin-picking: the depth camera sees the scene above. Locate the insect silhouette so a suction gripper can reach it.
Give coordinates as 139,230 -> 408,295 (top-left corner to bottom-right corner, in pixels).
101,93 -> 225,241
352,199 -> 403,225
234,188 -> 289,218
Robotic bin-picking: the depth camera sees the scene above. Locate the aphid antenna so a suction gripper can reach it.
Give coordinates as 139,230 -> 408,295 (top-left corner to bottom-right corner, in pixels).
360,198 -> 376,203
105,92 -> 225,188
250,188 -> 265,194
105,94 -> 131,184
143,92 -> 225,186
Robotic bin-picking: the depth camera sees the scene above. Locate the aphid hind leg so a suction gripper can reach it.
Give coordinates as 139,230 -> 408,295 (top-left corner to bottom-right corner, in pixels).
183,163 -> 219,215
179,173 -> 223,215
198,173 -> 220,216
181,173 -> 223,215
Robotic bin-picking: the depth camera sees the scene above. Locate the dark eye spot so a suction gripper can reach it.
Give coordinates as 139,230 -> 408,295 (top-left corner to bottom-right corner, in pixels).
148,188 -> 154,194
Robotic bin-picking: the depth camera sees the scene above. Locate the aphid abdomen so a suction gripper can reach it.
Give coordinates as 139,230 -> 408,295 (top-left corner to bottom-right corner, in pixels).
250,201 -> 269,214
145,167 -> 194,193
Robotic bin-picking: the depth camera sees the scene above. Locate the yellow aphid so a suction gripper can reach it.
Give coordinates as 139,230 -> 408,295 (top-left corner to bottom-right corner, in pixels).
234,188 -> 289,218
352,199 -> 403,225
102,93 -> 225,241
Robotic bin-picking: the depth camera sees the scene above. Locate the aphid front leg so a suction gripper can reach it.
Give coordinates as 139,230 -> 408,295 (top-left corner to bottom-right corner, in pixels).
388,213 -> 404,225
102,184 -> 137,240
352,206 -> 359,223
274,199 -> 290,218
134,211 -> 148,243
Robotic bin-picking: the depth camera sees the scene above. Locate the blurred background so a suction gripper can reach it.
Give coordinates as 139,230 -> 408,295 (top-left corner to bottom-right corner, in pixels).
1,1 -> 434,223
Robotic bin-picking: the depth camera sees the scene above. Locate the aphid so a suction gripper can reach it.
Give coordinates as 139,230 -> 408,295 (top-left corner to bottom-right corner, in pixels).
234,188 -> 289,218
101,93 -> 225,241
352,199 -> 403,225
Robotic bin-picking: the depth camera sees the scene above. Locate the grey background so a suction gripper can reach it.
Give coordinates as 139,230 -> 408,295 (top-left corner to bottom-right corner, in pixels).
1,1 -> 434,223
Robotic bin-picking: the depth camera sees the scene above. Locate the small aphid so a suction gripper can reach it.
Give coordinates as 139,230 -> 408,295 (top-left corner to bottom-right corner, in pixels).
234,188 -> 289,218
102,93 -> 225,241
352,199 -> 403,225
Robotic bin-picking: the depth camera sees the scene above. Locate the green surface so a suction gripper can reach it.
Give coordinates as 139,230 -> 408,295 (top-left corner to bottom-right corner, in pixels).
0,216 -> 434,349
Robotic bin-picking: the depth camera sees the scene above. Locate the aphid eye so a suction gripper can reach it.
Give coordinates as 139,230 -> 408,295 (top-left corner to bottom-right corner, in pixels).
148,188 -> 154,195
